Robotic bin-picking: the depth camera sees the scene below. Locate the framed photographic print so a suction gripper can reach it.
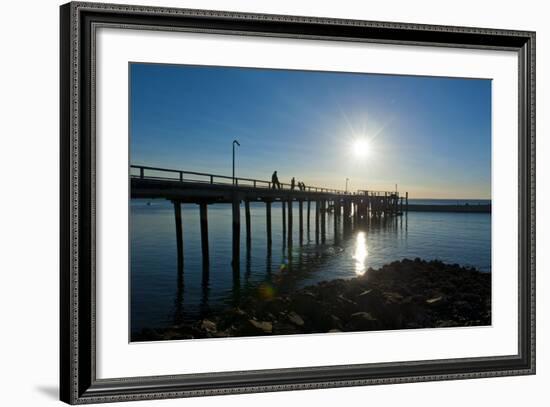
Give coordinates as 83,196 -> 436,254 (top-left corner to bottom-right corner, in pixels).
60,1 -> 535,404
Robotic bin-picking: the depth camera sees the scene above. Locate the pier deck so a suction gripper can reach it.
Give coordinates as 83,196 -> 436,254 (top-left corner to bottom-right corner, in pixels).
131,177 -> 350,202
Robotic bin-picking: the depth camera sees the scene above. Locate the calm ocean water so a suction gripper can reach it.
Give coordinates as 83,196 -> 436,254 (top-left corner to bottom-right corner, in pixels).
408,198 -> 490,206
130,199 -> 491,336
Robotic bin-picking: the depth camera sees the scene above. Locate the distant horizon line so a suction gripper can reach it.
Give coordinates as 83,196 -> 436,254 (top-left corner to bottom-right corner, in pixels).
409,197 -> 491,201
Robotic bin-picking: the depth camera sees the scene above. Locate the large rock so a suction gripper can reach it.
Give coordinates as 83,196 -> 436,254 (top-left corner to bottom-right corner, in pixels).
426,295 -> 444,305
315,280 -> 347,300
308,312 -> 342,332
344,312 -> 379,331
217,307 -> 249,330
342,282 -> 367,299
200,319 -> 217,334
355,289 -> 408,328
329,295 -> 359,321
356,289 -> 385,314
239,319 -> 273,336
378,292 -> 406,328
263,298 -> 290,315
272,321 -> 301,335
290,291 -> 319,317
287,311 -> 305,327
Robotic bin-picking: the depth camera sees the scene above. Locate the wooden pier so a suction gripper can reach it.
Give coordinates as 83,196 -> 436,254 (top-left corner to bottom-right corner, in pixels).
130,165 -> 408,271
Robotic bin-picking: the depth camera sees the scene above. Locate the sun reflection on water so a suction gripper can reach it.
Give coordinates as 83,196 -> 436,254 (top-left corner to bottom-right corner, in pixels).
352,231 -> 369,275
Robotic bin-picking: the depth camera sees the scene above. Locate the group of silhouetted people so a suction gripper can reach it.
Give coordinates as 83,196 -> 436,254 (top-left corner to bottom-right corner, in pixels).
271,171 -> 306,191
296,180 -> 307,191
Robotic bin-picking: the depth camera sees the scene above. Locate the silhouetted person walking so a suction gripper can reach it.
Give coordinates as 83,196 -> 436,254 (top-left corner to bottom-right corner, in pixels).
271,171 -> 281,190
291,177 -> 296,191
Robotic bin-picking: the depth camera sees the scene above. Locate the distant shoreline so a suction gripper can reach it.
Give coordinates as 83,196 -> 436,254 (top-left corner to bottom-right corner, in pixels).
407,204 -> 491,213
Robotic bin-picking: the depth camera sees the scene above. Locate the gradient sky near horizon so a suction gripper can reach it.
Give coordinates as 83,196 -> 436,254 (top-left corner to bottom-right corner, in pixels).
130,63 -> 491,199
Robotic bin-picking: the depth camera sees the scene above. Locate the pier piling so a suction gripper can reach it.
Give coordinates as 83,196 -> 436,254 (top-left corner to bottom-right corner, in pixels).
199,202 -> 209,267
282,200 -> 287,242
245,200 -> 251,249
266,201 -> 272,249
315,200 -> 320,244
321,200 -> 326,243
299,200 -> 304,244
307,200 -> 311,234
232,196 -> 240,269
333,201 -> 339,242
173,201 -> 184,272
288,199 -> 293,247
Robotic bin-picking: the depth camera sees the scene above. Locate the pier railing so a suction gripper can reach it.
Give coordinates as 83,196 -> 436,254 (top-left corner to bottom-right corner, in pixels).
357,189 -> 403,197
130,165 -> 349,194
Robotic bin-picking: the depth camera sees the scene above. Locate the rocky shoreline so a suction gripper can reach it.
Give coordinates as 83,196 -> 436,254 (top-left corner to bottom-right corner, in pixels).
134,258 -> 491,341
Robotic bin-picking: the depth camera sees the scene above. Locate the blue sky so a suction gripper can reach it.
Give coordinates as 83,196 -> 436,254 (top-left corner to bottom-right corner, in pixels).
130,63 -> 491,199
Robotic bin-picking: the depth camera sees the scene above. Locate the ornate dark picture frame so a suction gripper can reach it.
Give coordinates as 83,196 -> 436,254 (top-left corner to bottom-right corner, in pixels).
60,2 -> 535,404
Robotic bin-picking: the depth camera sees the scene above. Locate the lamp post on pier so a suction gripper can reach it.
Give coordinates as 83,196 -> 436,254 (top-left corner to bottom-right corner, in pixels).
232,139 -> 240,186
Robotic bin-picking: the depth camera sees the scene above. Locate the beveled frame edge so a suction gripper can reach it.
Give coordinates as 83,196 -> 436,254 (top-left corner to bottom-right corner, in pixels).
60,1 -> 536,404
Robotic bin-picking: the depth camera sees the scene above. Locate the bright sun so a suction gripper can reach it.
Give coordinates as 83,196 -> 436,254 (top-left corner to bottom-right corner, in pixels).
352,138 -> 371,158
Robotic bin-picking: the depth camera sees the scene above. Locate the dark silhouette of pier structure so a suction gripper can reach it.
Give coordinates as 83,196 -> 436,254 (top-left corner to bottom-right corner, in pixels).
130,165 -> 408,272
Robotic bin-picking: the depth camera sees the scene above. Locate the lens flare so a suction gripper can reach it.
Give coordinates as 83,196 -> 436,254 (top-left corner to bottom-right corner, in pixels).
258,283 -> 275,300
